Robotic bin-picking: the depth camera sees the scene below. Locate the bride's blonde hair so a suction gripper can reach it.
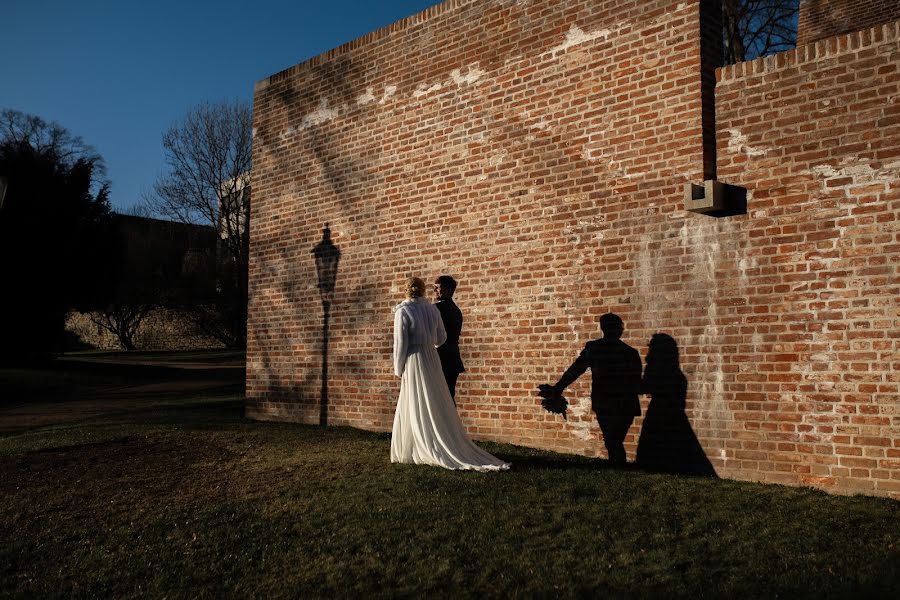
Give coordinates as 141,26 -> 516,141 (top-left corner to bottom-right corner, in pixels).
404,277 -> 426,299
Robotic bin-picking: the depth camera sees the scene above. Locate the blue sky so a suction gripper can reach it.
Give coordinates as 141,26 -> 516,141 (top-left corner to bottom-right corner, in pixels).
1,0 -> 442,213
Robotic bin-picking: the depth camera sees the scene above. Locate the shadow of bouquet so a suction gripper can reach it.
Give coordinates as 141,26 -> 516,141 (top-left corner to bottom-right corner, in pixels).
537,384 -> 568,420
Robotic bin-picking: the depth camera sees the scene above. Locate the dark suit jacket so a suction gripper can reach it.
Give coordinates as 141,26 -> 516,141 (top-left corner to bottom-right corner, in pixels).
435,299 -> 465,374
554,338 -> 641,416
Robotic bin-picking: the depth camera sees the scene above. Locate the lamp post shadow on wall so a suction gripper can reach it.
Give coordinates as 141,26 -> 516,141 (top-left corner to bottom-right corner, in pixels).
312,224 -> 340,427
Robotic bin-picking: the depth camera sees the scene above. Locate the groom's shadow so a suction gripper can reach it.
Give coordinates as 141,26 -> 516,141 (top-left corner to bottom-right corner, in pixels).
636,334 -> 716,477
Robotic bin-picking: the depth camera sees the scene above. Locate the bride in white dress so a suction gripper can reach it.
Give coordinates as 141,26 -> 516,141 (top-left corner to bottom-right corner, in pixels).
390,277 -> 510,471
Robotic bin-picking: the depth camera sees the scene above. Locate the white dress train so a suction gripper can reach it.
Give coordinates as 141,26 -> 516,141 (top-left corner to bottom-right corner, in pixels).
390,297 -> 510,471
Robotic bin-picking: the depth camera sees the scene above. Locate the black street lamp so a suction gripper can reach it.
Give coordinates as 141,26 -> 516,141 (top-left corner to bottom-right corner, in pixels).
312,224 -> 340,426
0,176 -> 8,211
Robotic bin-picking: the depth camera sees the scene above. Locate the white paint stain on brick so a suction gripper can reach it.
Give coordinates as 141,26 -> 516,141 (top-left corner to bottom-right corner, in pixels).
751,332 -> 763,353
488,149 -> 510,167
631,219 -> 743,452
302,99 -> 342,129
450,64 -> 486,86
548,24 -> 612,55
410,63 -> 486,101
727,128 -> 767,157
811,157 -> 900,191
581,146 -> 600,162
380,85 -> 398,104
582,146 -> 640,180
279,99 -> 342,138
684,219 -> 727,408
413,82 -> 444,98
356,88 -> 377,106
569,407 -> 595,441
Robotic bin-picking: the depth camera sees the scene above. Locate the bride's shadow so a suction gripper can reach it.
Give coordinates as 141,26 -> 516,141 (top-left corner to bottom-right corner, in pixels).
636,333 -> 716,477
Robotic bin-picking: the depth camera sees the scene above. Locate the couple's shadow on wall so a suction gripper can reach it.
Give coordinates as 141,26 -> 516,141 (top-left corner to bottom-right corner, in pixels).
524,332 -> 715,477
636,333 -> 715,477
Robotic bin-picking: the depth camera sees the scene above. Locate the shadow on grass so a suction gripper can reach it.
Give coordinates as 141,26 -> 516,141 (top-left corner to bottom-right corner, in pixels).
92,397 -> 247,428
2,359 -> 243,404
0,351 -> 246,440
62,349 -> 246,364
51,358 -> 244,384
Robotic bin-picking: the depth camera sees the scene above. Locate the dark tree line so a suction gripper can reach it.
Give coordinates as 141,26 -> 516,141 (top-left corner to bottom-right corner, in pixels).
0,110 -> 223,355
0,110 -> 114,358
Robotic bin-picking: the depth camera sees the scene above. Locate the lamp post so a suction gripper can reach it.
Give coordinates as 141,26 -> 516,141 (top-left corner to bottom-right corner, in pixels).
312,224 -> 340,426
0,177 -> 8,211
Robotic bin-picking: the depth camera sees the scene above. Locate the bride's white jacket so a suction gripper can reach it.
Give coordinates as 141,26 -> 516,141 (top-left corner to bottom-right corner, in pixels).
393,297 -> 447,377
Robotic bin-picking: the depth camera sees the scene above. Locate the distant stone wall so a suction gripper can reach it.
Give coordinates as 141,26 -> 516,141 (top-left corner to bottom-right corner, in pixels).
66,308 -> 225,351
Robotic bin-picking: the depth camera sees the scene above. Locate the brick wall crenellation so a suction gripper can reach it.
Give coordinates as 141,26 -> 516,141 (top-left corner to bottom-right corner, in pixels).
719,19 -> 900,82
798,0 -> 900,45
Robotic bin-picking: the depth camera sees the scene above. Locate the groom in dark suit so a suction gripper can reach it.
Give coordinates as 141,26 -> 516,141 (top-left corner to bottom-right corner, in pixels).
433,275 -> 465,405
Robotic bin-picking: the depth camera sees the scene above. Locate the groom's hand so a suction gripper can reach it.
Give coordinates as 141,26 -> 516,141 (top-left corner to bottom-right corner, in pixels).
537,384 -> 559,398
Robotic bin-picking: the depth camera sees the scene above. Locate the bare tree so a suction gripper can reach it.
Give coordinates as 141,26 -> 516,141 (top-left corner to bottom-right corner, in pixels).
87,214 -> 196,351
144,99 -> 252,347
723,0 -> 799,64
89,303 -> 155,352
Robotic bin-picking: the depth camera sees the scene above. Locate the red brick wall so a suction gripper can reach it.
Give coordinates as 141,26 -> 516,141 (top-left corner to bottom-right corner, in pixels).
798,0 -> 900,45
715,21 -> 900,497
249,0 -> 899,498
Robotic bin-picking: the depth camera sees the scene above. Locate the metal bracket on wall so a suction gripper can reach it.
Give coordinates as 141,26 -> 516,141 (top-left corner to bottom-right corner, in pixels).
684,180 -> 747,217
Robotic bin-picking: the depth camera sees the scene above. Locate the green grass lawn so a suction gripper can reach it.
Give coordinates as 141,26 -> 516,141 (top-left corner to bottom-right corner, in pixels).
1,365 -> 898,598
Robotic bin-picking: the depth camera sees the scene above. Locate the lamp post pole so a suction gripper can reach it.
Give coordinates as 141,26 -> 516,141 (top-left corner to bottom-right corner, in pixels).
0,177 -> 8,211
320,297 -> 330,426
312,224 -> 340,427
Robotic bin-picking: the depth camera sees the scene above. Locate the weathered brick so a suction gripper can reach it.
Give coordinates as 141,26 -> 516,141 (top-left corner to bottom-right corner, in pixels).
249,0 -> 900,500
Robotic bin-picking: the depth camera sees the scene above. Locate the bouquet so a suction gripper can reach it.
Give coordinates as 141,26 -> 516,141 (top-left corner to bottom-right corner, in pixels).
537,384 -> 568,420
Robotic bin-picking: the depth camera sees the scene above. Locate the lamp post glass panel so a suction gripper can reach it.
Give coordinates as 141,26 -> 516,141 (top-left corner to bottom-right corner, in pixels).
313,225 -> 340,426
314,225 -> 340,308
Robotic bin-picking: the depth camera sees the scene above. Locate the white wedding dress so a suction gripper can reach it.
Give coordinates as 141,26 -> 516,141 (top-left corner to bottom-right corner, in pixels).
390,297 -> 510,471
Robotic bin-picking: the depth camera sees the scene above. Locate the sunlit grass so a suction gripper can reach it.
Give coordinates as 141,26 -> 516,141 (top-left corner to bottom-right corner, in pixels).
1,393 -> 898,597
